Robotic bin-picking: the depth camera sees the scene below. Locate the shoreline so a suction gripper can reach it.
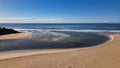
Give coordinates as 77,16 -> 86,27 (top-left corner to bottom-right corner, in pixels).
0,34 -> 112,60
0,32 -> 31,40
0,34 -> 120,68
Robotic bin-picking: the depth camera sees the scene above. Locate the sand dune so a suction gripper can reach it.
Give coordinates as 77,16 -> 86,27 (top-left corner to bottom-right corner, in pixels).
0,34 -> 120,68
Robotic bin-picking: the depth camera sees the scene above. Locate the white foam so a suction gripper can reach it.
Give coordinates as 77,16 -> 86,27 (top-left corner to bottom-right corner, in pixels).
14,28 -> 120,33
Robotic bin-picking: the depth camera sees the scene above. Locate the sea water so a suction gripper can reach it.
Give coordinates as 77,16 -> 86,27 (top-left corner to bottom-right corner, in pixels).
0,23 -> 119,52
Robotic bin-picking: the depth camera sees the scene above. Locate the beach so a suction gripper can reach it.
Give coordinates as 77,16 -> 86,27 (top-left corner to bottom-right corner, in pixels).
0,33 -> 120,68
0,32 -> 31,40
0,0 -> 120,67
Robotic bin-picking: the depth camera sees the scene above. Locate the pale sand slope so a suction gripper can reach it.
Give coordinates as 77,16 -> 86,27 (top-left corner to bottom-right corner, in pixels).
0,32 -> 31,40
0,35 -> 120,68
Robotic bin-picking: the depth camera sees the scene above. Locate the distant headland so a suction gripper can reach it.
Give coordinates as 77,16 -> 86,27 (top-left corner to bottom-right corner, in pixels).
0,27 -> 20,35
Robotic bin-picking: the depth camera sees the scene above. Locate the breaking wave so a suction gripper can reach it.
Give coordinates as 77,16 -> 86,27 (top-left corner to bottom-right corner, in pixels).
14,28 -> 120,34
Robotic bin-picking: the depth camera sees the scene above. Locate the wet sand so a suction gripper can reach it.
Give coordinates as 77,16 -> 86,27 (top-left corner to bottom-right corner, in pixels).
0,34 -> 120,68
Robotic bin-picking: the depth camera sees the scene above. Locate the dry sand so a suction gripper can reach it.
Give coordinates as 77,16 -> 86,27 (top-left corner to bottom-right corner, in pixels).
0,32 -> 31,40
0,34 -> 120,68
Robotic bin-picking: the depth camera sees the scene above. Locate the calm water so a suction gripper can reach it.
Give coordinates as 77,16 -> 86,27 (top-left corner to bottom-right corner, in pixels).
0,23 -> 119,52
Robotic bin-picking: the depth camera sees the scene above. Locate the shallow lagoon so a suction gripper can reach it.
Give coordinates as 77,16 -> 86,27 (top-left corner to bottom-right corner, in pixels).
0,31 -> 109,52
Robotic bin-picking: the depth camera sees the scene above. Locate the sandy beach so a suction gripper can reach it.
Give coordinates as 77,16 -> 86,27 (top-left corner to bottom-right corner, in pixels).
0,0 -> 119,67
0,32 -> 31,40
0,34 -> 120,68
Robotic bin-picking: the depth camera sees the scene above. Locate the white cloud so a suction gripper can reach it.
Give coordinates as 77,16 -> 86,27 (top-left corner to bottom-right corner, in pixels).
64,18 -> 120,23
0,17 -> 64,23
0,17 -> 119,23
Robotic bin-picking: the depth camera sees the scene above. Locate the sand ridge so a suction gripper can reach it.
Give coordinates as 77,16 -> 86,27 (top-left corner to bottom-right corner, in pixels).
0,32 -> 31,40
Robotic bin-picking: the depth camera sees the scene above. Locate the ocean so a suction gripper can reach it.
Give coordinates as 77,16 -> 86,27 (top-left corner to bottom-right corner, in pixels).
0,23 -> 120,34
0,23 -> 119,52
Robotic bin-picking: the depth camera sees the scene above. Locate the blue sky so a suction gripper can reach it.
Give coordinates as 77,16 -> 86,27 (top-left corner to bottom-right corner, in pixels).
0,0 -> 120,23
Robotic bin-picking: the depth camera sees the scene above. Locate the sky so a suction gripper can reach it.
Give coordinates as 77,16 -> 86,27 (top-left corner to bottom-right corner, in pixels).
0,0 -> 120,23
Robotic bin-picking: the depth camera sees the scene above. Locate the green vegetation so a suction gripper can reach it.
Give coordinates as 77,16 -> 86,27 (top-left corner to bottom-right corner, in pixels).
0,27 -> 20,35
